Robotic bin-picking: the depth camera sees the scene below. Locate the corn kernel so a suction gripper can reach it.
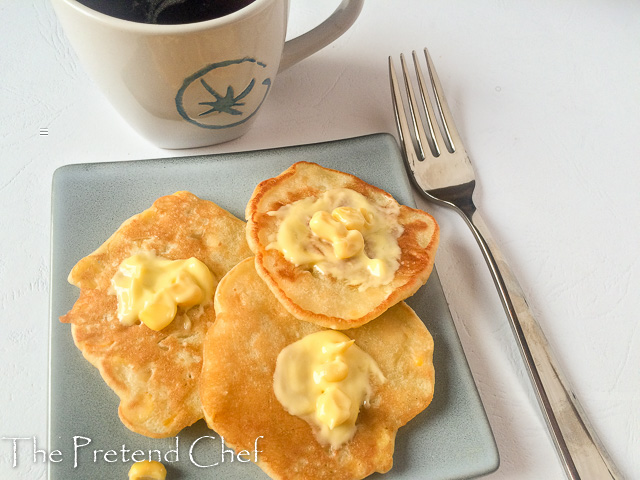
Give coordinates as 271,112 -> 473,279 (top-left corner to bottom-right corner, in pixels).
316,386 -> 352,429
332,206 -> 366,231
128,460 -> 166,480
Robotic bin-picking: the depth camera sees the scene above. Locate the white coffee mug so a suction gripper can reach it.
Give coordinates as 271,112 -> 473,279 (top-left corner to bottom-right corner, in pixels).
51,0 -> 364,149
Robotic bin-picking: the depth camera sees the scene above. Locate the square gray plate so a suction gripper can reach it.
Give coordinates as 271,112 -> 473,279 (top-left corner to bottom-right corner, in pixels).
49,133 -> 499,479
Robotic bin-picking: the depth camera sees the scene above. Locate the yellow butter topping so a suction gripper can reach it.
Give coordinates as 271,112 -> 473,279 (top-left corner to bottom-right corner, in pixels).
266,188 -> 403,290
128,460 -> 166,480
309,210 -> 365,260
111,251 -> 215,331
273,330 -> 385,449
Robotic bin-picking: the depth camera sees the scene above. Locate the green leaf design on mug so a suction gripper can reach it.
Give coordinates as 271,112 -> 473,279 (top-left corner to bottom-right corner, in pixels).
198,79 -> 255,116
176,58 -> 271,130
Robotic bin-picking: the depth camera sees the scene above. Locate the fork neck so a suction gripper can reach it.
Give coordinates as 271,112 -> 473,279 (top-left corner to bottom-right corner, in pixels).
429,180 -> 477,219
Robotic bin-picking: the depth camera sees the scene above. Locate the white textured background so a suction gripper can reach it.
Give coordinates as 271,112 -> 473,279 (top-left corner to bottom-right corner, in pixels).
1,0 -> 639,478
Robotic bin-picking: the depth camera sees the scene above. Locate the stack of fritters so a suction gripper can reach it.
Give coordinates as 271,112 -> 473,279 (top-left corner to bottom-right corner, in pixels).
202,162 -> 440,479
61,163 -> 440,480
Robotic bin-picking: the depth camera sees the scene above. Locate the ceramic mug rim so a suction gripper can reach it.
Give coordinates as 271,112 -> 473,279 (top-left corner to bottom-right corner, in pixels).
55,0 -> 273,33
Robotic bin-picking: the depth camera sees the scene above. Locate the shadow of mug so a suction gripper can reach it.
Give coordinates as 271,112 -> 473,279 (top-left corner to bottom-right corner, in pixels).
51,0 -> 364,149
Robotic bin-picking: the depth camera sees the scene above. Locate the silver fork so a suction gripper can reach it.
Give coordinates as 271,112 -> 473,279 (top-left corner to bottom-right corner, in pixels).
389,48 -> 622,480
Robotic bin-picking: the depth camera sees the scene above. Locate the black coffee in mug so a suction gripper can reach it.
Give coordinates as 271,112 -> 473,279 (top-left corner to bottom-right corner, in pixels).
76,0 -> 257,24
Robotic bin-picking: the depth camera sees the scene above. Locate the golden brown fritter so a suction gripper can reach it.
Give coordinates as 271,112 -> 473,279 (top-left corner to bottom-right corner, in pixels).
61,191 -> 253,438
200,257 -> 435,480
245,162 -> 439,329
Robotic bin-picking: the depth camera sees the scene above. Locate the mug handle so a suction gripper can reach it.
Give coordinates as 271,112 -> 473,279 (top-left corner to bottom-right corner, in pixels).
278,0 -> 365,72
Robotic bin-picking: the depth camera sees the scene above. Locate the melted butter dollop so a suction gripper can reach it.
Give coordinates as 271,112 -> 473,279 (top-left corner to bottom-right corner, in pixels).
111,251 -> 215,331
266,188 -> 403,290
273,330 -> 385,449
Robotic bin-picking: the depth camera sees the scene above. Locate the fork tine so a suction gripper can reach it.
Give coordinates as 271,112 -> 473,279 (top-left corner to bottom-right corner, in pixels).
388,56 -> 420,167
411,50 -> 444,157
399,53 -> 430,160
422,47 -> 464,154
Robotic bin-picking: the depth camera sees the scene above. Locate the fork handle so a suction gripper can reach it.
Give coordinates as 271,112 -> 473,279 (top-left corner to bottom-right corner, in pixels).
462,209 -> 622,480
